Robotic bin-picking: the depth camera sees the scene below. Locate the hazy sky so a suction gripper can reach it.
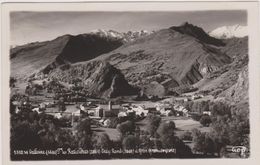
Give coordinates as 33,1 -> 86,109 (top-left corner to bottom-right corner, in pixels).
10,10 -> 247,46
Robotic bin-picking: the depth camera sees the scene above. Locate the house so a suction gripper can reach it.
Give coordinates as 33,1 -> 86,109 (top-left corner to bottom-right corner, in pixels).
191,94 -> 204,100
94,107 -> 104,117
203,111 -> 211,116
80,104 -> 88,111
15,106 -> 21,114
94,102 -> 120,118
122,104 -> 131,111
54,113 -> 63,119
12,101 -> 20,106
160,109 -> 172,116
118,111 -> 127,117
72,110 -> 81,116
147,107 -> 157,114
87,110 -> 95,116
155,103 -> 172,111
173,104 -> 189,116
103,110 -> 118,117
103,119 -> 111,127
39,103 -> 47,109
32,107 -> 43,114
130,105 -> 149,117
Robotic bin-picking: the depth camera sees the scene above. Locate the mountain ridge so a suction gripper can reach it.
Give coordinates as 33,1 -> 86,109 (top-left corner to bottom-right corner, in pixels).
97,24 -> 232,89
10,22 -> 247,98
11,33 -> 123,79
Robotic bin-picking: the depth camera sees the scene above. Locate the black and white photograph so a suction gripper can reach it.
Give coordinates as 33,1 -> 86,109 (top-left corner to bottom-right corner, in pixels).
1,1 -> 260,164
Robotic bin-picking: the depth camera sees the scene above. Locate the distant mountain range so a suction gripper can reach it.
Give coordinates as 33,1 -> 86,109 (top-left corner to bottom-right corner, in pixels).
209,24 -> 247,39
10,22 -> 248,100
90,29 -> 152,43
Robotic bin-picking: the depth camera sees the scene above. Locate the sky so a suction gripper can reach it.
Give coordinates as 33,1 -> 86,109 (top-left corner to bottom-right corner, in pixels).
10,10 -> 247,46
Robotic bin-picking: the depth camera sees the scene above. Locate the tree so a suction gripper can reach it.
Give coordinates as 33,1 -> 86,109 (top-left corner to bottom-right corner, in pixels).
11,121 -> 42,150
108,117 -> 119,128
122,135 -> 139,150
76,118 -> 92,135
93,133 -> 112,150
207,102 -> 250,157
146,114 -> 161,137
116,120 -> 135,137
174,137 -> 192,157
10,77 -> 16,88
199,114 -> 212,127
57,97 -> 66,112
192,129 -> 203,152
192,129 -> 216,155
55,129 -> 77,149
157,121 -> 176,148
77,135 -> 93,150
139,132 -> 153,149
10,101 -> 16,114
204,135 -> 215,155
180,131 -> 192,141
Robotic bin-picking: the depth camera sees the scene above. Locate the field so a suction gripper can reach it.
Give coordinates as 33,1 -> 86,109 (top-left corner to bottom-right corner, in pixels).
137,116 -> 211,136
90,115 -> 211,142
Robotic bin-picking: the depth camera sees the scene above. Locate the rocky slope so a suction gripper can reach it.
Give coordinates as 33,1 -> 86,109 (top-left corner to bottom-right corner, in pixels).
97,22 -> 231,91
219,65 -> 248,103
48,60 -> 139,98
193,37 -> 248,97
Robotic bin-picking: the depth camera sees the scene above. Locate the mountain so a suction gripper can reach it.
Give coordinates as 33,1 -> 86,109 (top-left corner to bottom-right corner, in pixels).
193,37 -> 248,100
209,24 -> 247,39
171,22 -> 225,46
96,22 -> 231,90
48,60 -> 139,98
91,29 -> 152,43
10,33 -> 123,79
10,22 -> 248,98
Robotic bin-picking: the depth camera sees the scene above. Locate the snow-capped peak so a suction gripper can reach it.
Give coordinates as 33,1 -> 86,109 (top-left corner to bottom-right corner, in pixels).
90,29 -> 152,42
90,29 -> 124,39
209,24 -> 247,39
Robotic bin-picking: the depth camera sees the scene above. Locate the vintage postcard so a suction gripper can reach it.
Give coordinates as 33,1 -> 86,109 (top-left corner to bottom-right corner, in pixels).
1,1 -> 260,165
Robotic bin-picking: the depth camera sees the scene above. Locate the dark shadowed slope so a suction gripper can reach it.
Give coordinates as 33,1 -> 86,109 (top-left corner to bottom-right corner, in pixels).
170,22 -> 225,46
10,34 -> 123,79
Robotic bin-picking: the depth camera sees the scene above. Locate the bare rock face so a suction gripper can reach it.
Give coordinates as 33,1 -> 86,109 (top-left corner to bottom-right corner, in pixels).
220,66 -> 248,103
85,61 -> 139,98
49,60 -> 139,98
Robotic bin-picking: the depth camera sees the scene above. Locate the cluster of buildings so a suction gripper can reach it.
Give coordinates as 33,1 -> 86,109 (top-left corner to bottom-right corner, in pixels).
155,102 -> 189,117
12,95 -> 197,128
182,94 -> 204,102
73,101 -> 190,119
118,104 -> 149,117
